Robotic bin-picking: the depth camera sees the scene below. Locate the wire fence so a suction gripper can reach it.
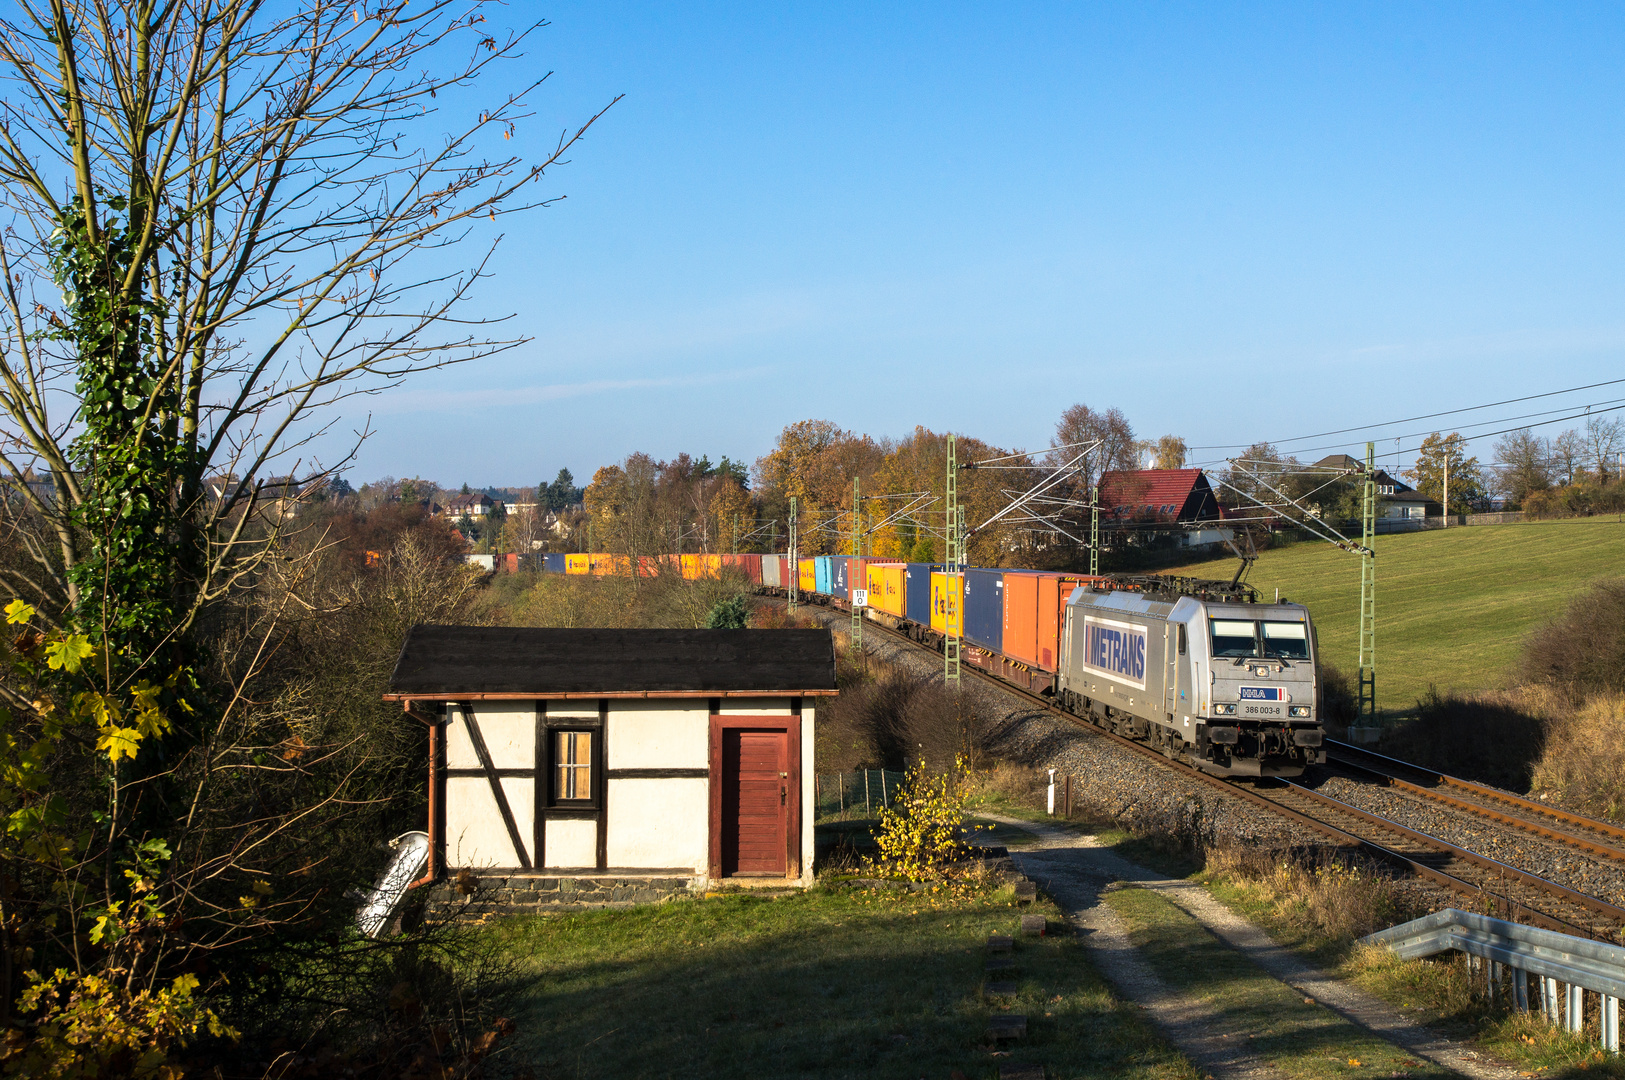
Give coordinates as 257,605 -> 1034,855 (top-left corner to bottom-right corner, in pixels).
815,770 -> 906,820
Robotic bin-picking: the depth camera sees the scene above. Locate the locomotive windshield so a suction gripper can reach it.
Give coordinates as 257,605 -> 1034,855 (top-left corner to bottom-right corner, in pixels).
1209,619 -> 1312,660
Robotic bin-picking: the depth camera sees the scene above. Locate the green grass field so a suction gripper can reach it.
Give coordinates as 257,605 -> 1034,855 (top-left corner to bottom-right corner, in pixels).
1166,519 -> 1625,714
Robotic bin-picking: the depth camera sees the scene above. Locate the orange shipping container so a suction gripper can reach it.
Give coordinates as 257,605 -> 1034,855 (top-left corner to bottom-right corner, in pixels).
930,572 -> 962,636
798,559 -> 816,593
565,554 -> 591,575
1002,571 -> 1041,667
1037,574 -> 1104,671
865,563 -> 907,618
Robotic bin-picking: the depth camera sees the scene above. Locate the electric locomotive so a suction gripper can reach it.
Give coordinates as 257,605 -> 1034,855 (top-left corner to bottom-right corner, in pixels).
1056,584 -> 1325,777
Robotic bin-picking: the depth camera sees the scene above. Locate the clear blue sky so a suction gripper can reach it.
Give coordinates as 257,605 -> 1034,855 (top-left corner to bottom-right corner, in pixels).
349,2 -> 1625,489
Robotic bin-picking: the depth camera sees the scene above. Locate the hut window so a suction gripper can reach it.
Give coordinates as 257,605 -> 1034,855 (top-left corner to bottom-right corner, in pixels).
553,731 -> 594,801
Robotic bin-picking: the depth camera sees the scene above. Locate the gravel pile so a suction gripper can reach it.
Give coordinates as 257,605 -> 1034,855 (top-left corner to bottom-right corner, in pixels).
1313,775 -> 1625,909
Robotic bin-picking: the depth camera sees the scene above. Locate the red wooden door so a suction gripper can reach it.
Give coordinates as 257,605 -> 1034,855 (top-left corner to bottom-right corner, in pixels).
723,729 -> 789,876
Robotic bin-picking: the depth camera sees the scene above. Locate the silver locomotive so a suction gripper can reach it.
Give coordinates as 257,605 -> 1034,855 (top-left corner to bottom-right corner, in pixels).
1055,585 -> 1325,777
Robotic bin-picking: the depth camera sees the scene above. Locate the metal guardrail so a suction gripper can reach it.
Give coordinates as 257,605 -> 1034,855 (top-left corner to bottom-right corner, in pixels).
1363,908 -> 1622,1051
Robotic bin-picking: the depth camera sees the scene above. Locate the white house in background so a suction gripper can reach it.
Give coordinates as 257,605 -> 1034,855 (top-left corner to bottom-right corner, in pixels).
383,626 -> 837,890
444,492 -> 499,517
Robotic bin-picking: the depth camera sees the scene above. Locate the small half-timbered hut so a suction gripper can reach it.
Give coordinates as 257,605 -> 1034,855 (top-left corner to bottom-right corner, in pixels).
385,626 -> 837,898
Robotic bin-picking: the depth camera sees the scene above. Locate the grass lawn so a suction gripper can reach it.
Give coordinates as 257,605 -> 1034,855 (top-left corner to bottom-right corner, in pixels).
481,881 -> 1197,1080
1166,519 -> 1625,714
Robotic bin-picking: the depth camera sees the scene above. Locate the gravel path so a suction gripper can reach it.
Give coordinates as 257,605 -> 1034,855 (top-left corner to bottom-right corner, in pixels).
1307,775 -> 1625,910
992,813 -> 1524,1080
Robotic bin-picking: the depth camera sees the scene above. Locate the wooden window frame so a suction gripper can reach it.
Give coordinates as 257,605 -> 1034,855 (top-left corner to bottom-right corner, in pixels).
707,699 -> 802,882
543,721 -> 604,811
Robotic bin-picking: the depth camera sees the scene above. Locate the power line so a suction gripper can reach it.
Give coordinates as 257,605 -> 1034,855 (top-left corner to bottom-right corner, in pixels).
1187,375 -> 1625,452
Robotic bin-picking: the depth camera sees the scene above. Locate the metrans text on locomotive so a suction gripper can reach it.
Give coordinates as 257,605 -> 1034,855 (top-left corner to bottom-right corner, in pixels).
1056,577 -> 1325,778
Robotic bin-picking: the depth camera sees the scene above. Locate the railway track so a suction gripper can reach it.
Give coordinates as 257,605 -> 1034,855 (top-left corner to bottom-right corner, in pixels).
1326,739 -> 1625,867
814,600 -> 1625,940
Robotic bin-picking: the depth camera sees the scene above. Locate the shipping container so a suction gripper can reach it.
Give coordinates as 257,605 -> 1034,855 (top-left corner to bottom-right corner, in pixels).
963,569 -> 1004,652
1002,571 -> 1041,667
865,562 -> 907,618
929,572 -> 962,636
905,563 -> 937,625
811,556 -> 831,595
565,553 -> 590,575
799,558 -> 817,594
588,553 -> 622,575
543,553 -> 567,574
831,556 -> 850,598
760,554 -> 782,589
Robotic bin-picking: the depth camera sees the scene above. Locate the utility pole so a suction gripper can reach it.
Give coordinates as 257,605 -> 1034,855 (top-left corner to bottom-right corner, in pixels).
945,434 -> 961,685
851,478 -> 863,650
1443,443 -> 1450,528
788,497 -> 798,614
1089,483 -> 1099,577
1358,442 -> 1377,725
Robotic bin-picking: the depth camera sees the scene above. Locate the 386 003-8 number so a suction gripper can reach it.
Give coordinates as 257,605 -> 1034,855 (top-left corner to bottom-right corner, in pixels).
1242,704 -> 1282,716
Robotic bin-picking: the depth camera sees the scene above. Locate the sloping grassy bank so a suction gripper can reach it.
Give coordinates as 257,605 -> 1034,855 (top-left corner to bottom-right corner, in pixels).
1168,519 -> 1625,713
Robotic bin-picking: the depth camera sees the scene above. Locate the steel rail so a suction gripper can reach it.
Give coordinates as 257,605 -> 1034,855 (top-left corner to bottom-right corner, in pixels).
809,598 -> 1625,938
1327,752 -> 1625,867
1329,739 -> 1625,849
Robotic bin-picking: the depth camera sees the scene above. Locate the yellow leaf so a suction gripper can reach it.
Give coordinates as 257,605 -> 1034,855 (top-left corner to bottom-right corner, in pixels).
1349,1060 -> 1362,1068
96,726 -> 144,762
252,879 -> 272,896
4,599 -> 33,624
45,635 -> 94,672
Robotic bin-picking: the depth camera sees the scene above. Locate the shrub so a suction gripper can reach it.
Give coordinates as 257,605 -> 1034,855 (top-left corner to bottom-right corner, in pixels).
1520,578 -> 1625,693
1205,846 -> 1406,943
1530,691 -> 1625,821
868,756 -> 981,881
1316,662 -> 1359,734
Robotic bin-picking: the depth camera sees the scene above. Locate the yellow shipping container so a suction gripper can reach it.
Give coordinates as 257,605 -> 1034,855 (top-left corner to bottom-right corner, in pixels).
930,572 -> 962,636
589,553 -> 628,575
798,559 -> 816,593
565,554 -> 591,575
866,563 -> 907,618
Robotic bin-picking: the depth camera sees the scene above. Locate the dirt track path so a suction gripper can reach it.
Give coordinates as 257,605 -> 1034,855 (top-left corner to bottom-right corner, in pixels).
987,814 -> 1523,1080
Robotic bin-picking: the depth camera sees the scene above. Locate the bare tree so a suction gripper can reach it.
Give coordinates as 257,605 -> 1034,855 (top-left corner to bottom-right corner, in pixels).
1584,414 -> 1625,481
0,0 -> 615,658
1048,403 -> 1136,493
1491,427 -> 1553,508
1553,428 -> 1586,485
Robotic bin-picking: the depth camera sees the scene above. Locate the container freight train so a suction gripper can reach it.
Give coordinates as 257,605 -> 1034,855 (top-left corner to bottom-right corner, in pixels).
531,552 -> 1325,778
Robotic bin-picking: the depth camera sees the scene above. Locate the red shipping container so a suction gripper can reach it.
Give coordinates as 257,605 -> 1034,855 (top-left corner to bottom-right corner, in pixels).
1036,574 -> 1108,671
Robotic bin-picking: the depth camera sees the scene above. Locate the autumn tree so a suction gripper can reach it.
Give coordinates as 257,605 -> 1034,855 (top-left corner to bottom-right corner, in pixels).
1149,435 -> 1188,470
1406,433 -> 1486,513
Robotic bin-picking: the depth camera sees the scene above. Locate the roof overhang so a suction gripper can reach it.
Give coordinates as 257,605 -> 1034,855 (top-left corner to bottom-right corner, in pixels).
383,688 -> 840,702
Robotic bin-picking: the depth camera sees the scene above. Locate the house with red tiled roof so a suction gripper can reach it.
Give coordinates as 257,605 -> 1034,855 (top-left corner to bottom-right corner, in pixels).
1096,468 -> 1231,548
1097,468 -> 1223,523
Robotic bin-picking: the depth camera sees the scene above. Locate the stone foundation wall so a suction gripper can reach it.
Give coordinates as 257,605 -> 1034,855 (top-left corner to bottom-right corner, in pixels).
425,872 -> 697,915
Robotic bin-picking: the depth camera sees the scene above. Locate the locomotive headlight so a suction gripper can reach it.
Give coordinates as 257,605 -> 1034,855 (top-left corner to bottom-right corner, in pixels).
1289,706 -> 1311,717
1213,703 -> 1237,716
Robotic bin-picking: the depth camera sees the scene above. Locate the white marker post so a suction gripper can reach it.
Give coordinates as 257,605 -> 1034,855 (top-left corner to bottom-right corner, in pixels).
1047,768 -> 1057,816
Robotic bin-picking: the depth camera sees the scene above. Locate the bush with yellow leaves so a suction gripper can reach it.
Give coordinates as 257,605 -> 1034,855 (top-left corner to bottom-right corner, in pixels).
867,755 -> 984,882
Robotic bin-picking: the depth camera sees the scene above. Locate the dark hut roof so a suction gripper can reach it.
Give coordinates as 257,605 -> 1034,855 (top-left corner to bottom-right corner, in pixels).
384,625 -> 838,700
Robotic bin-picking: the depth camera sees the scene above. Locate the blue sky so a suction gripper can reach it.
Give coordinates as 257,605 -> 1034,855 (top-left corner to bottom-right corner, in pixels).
349,2 -> 1625,488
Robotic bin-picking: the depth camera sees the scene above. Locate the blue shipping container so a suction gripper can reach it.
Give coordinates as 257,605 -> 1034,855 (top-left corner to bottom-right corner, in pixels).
963,569 -> 1005,652
543,553 -> 567,573
814,556 -> 834,596
904,563 -> 937,625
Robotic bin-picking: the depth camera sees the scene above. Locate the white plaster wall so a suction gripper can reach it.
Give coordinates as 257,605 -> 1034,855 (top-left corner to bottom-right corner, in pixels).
801,704 -> 816,884
607,701 -> 707,768
446,702 -> 535,770
606,777 -> 707,870
446,775 -> 534,868
544,817 -> 598,868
